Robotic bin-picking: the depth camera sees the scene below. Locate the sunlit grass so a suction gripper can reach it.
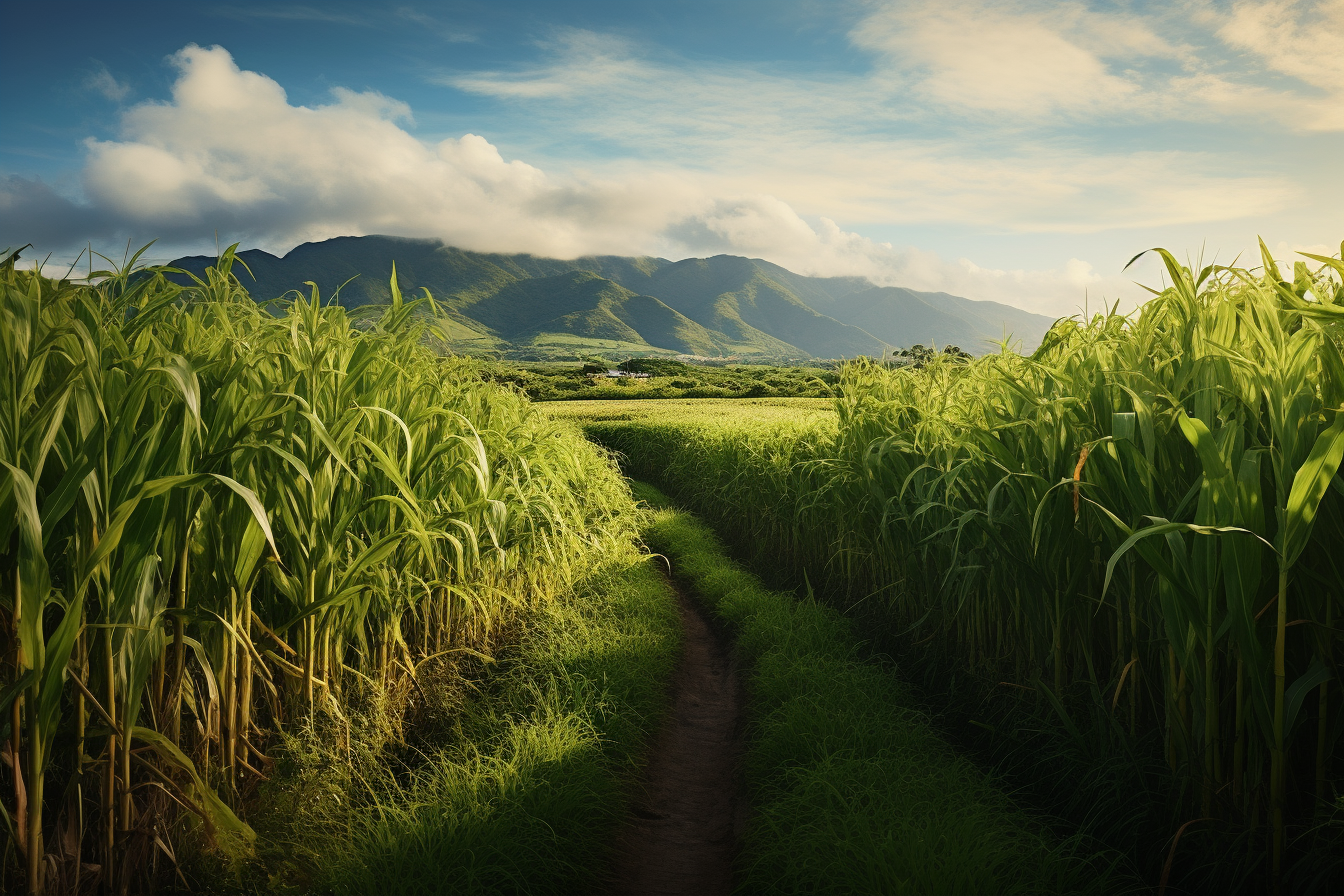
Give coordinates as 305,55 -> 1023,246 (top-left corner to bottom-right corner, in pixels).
583,243 -> 1344,890
0,246 -> 640,893
642,495 -> 1130,894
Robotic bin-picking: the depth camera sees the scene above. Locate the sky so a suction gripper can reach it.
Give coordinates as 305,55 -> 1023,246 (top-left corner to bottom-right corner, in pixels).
2,0 -> 1342,317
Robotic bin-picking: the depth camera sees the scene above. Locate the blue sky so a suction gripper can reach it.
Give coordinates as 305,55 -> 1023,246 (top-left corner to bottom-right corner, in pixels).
3,0 -> 1342,315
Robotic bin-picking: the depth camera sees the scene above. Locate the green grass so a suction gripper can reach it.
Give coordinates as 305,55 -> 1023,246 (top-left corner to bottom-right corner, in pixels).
569,241 -> 1344,893
0,248 -> 659,894
484,360 -> 841,401
638,487 -> 1131,895
253,547 -> 682,895
542,396 -> 837,426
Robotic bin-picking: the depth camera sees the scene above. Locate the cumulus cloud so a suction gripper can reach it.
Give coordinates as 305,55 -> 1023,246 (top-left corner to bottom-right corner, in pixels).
68,45 -> 715,258
2,38 -> 1325,317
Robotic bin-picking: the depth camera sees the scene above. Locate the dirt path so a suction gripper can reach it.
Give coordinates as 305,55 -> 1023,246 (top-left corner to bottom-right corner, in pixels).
607,577 -> 744,896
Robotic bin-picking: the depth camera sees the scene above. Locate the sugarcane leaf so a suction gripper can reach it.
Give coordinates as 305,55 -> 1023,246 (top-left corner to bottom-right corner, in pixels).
130,726 -> 256,858
39,418 -> 104,544
0,670 -> 38,718
1284,657 -> 1334,739
1284,411 -> 1344,567
231,517 -> 269,592
1177,413 -> 1236,525
359,404 -> 414,468
36,589 -> 85,748
209,473 -> 279,561
300,410 -> 355,477
1,462 -> 50,672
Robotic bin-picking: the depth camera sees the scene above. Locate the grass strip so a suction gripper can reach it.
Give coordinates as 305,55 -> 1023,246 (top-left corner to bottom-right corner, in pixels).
317,549 -> 682,895
637,483 -> 1131,895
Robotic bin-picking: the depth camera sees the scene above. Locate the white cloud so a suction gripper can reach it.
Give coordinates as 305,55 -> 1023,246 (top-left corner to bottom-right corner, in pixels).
6,29 -> 1336,319
656,198 -> 1141,315
77,45 -> 709,258
844,0 -> 1344,129
85,62 -> 131,102
850,1 -> 1169,117
447,26 -> 1300,234
1216,0 -> 1344,129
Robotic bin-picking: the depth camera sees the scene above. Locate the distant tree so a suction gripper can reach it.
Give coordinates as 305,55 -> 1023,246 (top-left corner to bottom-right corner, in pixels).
892,343 -> 971,369
619,357 -> 690,376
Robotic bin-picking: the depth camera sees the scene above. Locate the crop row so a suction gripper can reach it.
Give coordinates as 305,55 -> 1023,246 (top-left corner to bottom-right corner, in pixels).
0,248 -> 633,894
581,243 -> 1344,890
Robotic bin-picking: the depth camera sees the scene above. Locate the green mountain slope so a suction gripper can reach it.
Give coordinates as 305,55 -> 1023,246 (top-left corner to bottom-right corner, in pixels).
805,285 -> 1058,353
468,271 -> 771,356
626,256 -> 884,357
168,235 -> 1056,358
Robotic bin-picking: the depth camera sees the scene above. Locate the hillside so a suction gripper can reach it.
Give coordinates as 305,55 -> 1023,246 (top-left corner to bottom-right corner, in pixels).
168,235 -> 1056,358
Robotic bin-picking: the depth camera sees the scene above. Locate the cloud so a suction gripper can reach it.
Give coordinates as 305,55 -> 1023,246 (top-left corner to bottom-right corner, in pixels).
844,0 -> 1344,129
850,1 -> 1170,118
1215,0 -> 1344,129
212,5 -> 369,26
85,62 -> 131,102
394,7 -> 477,43
446,27 -> 1300,233
33,46 -> 712,259
0,176 -> 115,251
3,39 -> 1328,318
663,201 -> 1137,315
448,5 -> 1344,137
211,3 -> 478,41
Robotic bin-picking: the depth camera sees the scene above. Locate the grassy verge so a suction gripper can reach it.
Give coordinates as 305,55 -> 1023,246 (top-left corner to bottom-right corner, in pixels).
231,545 -> 681,895
580,402 -> 1192,888
482,360 -> 839,401
636,483 -> 1133,895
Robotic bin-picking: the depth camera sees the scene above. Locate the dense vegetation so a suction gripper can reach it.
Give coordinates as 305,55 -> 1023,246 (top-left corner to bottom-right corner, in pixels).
640,486 -> 1130,893
284,547 -> 680,895
0,247 -> 661,894
481,358 -> 839,401
575,243 -> 1344,893
168,235 -> 1056,362
12,234 -> 1344,894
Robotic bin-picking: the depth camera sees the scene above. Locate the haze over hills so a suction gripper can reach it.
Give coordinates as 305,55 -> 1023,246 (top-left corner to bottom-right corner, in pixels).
168,235 -> 1058,359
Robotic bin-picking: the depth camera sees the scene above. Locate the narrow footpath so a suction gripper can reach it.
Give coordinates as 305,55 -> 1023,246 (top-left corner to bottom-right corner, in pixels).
607,574 -> 744,896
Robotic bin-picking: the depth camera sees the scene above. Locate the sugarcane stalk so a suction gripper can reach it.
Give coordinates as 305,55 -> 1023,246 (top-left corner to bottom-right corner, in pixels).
238,592 -> 254,775
1271,564 -> 1288,886
169,541 -> 188,745
25,688 -> 42,896
303,575 -> 315,709
103,626 -> 116,893
224,588 -> 237,780
1317,599 -> 1332,806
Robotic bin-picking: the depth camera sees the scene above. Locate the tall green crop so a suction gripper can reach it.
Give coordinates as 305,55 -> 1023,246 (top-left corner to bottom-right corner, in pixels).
578,241 -> 1344,890
0,246 -> 633,895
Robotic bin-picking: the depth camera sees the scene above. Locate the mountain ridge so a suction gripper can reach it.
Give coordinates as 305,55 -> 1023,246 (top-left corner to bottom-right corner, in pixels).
168,235 -> 1056,359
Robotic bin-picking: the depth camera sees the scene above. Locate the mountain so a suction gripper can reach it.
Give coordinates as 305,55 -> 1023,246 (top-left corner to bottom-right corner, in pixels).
167,235 -> 1055,358
800,285 -> 1057,353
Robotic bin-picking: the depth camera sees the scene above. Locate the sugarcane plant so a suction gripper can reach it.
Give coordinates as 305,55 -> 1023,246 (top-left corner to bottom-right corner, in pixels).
0,245 -> 633,894
580,239 -> 1344,890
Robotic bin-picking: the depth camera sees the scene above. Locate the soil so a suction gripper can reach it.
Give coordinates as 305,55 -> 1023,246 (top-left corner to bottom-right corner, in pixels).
607,576 -> 744,896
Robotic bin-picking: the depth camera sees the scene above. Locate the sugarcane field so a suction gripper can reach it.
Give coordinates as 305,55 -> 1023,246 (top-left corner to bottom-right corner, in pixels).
5,3 -> 1344,892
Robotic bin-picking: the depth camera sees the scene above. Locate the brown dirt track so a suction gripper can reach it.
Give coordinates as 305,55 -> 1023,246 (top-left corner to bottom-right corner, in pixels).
607,577 -> 744,896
